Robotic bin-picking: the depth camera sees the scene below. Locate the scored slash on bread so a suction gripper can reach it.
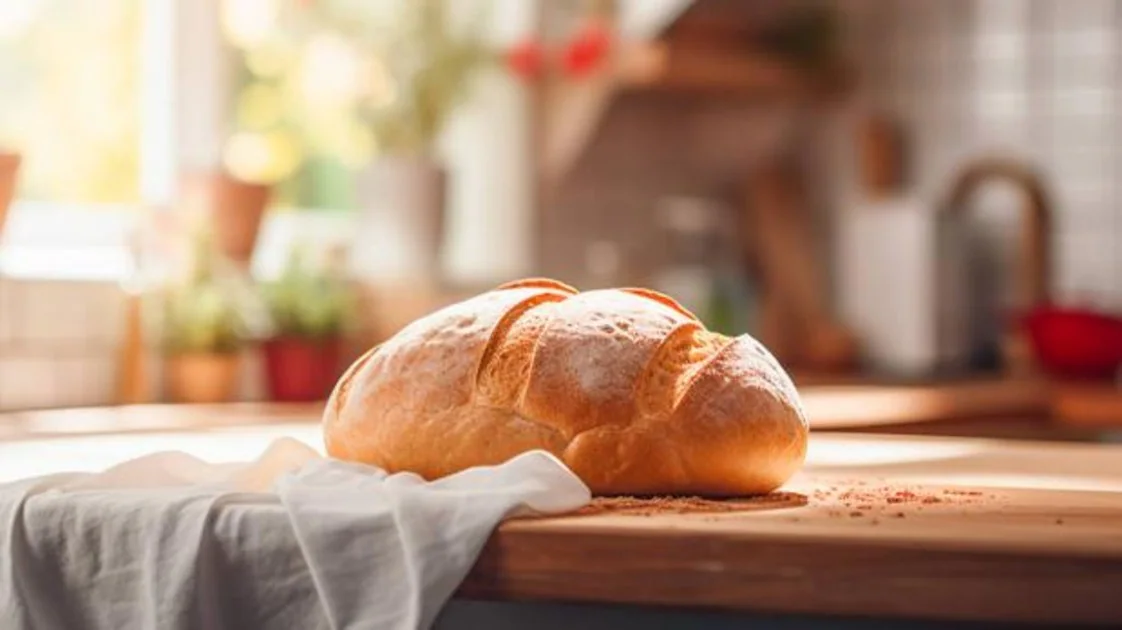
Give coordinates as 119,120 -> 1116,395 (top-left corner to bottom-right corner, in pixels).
323,278 -> 808,496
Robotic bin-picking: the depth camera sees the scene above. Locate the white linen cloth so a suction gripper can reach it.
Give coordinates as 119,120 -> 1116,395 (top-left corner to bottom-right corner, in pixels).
0,438 -> 590,630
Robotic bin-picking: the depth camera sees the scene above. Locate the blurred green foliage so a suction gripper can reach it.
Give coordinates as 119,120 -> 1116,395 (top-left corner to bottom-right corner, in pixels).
226,0 -> 494,209
261,243 -> 354,340
160,230 -> 253,355
360,0 -> 494,156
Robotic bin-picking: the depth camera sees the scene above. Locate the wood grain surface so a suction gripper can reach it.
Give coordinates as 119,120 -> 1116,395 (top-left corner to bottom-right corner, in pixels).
2,402 -> 1122,622
461,433 -> 1122,625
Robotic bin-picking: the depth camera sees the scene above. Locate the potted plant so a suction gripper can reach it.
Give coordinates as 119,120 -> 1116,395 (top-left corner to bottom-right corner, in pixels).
160,229 -> 253,404
261,244 -> 354,402
179,170 -> 272,269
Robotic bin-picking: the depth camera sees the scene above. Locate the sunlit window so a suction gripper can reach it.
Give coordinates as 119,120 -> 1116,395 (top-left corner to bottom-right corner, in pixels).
222,0 -> 376,211
0,0 -> 141,204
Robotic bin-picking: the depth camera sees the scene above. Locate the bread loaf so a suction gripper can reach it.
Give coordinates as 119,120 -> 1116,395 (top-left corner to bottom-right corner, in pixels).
323,278 -> 807,496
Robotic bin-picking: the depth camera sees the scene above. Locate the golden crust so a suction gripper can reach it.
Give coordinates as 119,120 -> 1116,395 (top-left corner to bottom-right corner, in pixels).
323,279 -> 808,496
494,277 -> 578,294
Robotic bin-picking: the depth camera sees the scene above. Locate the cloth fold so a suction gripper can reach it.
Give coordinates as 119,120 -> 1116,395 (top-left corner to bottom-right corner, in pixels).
0,438 -> 590,630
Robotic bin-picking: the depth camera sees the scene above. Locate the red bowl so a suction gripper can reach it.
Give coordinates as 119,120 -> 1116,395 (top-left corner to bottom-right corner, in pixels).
1022,306 -> 1122,379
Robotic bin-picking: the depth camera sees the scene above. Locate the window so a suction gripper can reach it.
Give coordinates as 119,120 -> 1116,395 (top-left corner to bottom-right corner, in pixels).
220,0 -> 408,211
0,0 -> 537,285
224,24 -> 368,211
0,0 -> 142,204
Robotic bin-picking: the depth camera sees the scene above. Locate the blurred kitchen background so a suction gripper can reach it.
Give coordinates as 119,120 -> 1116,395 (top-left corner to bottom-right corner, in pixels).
0,0 -> 1119,425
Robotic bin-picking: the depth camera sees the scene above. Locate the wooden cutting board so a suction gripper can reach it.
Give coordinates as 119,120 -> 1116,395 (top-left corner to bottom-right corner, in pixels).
461,433 -> 1122,625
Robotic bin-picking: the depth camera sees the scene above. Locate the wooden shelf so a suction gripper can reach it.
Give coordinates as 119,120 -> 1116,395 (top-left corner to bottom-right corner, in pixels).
615,42 -> 850,97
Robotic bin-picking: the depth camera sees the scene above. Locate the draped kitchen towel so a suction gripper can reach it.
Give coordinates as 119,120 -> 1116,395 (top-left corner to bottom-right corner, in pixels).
0,438 -> 590,630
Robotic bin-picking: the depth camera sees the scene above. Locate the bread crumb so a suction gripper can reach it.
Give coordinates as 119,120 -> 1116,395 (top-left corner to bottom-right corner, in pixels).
569,492 -> 807,517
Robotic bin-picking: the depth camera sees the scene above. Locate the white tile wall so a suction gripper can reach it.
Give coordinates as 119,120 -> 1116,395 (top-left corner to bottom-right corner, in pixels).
0,275 -> 273,412
0,278 -> 124,411
0,279 -> 12,346
83,356 -> 121,407
0,211 -> 360,412
841,0 -> 1122,309
0,355 -> 62,410
19,281 -> 103,345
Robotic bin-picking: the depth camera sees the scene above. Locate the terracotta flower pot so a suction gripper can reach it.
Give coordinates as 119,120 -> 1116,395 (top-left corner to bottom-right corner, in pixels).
180,171 -> 271,267
164,352 -> 242,404
0,152 -> 22,240
262,337 -> 343,402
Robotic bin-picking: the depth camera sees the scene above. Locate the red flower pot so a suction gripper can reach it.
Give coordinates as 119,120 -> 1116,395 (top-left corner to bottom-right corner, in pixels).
262,337 -> 344,402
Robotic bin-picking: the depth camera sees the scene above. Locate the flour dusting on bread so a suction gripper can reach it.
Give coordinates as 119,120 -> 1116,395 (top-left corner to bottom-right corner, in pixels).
324,278 -> 807,496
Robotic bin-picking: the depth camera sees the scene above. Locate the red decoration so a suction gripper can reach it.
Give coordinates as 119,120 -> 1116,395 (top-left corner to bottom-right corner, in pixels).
506,39 -> 544,80
561,21 -> 611,78
503,18 -> 614,82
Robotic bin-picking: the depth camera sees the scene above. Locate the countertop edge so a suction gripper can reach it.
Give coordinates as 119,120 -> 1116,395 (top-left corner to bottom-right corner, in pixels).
459,519 -> 1122,625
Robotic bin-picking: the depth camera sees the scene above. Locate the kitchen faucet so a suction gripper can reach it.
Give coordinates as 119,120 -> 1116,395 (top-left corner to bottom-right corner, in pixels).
940,157 -> 1054,375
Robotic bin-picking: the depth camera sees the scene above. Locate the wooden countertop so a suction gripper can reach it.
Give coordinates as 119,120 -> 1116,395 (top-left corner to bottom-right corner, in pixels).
0,377 -> 1116,442
800,377 -> 1053,429
2,403 -> 1122,623
1053,382 -> 1122,428
464,432 -> 1122,625
802,377 -> 1122,432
